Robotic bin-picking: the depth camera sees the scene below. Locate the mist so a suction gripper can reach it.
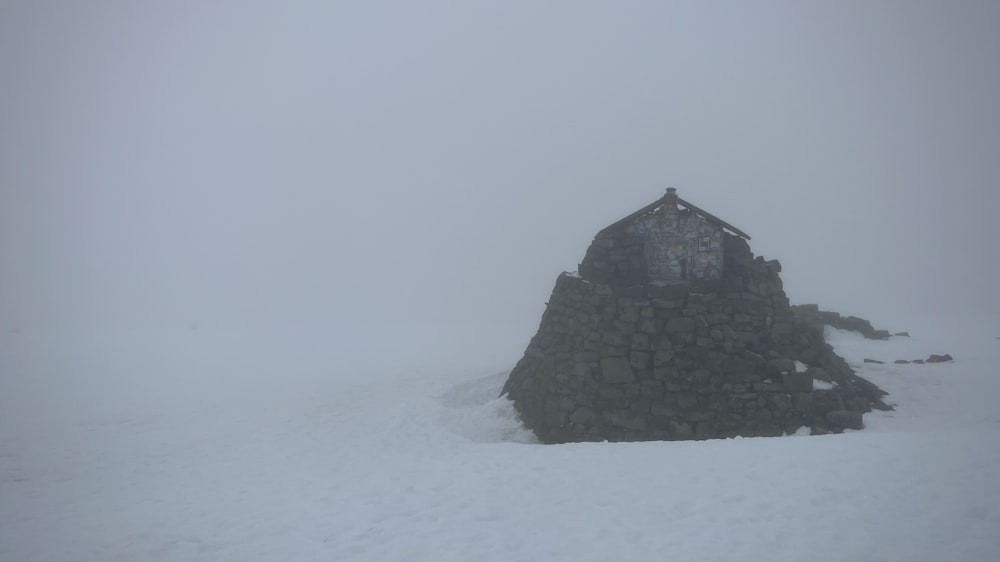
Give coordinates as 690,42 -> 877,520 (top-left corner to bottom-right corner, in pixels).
2,1 -> 999,406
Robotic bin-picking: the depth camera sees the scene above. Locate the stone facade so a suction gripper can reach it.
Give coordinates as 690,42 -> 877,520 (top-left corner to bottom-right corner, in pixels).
578,188 -> 742,284
630,206 -> 724,281
501,192 -> 889,443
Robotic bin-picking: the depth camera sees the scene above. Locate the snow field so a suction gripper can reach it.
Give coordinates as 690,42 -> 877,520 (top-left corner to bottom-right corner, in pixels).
2,327 -> 999,561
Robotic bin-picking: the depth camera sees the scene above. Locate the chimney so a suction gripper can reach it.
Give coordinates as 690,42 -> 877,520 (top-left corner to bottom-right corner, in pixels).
664,187 -> 679,208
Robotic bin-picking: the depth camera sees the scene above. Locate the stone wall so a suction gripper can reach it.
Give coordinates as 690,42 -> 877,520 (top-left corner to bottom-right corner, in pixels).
577,230 -> 648,285
629,207 -> 724,281
502,233 -> 889,443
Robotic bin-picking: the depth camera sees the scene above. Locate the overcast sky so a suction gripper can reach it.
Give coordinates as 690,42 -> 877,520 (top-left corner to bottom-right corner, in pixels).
2,1 -> 998,381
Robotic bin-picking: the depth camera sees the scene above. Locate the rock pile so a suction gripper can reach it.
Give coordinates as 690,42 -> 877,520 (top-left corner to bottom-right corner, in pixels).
791,305 -> 892,340
794,309 -> 955,366
890,354 -> 954,365
502,211 -> 890,443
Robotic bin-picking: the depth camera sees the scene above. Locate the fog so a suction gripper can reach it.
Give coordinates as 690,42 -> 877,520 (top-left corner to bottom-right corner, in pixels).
2,1 -> 998,399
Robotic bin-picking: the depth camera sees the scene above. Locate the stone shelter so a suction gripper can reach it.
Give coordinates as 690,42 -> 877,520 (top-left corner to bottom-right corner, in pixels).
501,188 -> 888,444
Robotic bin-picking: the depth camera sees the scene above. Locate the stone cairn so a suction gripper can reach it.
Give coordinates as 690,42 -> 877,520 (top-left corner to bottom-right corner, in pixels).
501,202 -> 890,444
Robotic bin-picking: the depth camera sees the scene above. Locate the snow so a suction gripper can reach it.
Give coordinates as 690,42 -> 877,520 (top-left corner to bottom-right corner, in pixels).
794,359 -> 837,389
812,379 -> 836,390
2,326 -> 999,561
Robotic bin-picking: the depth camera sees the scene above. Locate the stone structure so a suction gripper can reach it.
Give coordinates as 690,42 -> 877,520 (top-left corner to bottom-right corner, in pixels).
501,189 -> 889,443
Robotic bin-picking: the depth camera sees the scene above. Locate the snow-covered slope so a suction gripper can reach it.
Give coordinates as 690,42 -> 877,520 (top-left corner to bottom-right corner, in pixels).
2,326 -> 998,561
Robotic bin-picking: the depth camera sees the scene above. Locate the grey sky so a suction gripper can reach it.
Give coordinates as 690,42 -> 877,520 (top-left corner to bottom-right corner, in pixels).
2,1 -> 998,379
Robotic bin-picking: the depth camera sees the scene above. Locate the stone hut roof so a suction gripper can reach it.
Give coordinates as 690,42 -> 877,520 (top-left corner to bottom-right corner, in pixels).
597,188 -> 752,240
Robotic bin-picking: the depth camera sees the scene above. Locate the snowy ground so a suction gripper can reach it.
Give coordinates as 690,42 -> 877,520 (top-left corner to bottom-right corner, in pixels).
2,325 -> 999,561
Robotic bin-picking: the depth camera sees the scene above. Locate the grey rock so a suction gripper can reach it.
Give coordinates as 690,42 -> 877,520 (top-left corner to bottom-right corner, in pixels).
600,357 -> 636,383
767,393 -> 792,413
629,351 -> 651,369
669,420 -> 694,439
640,380 -> 664,400
665,317 -> 696,332
804,367 -> 828,381
651,402 -> 679,417
767,357 -> 796,376
694,421 -> 717,439
826,410 -> 863,430
649,283 -> 690,299
631,333 -> 651,350
569,407 -> 595,424
688,369 -> 711,384
653,350 -> 674,366
792,392 -> 814,413
676,393 -> 699,409
782,373 -> 813,392
845,397 -> 869,412
602,411 -> 647,431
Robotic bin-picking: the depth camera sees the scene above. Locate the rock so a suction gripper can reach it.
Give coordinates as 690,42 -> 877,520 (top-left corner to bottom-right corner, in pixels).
669,420 -> 694,439
664,317 -> 695,332
782,373 -> 813,392
813,390 -> 845,414
651,402 -> 679,417
826,410 -> 864,430
631,333 -> 651,350
653,350 -> 674,366
629,351 -> 651,369
894,359 -> 910,364
569,407 -> 595,424
791,392 -> 814,414
863,358 -> 885,364
600,357 -> 636,383
809,310 -> 893,340
804,367 -> 828,381
602,411 -> 646,431
767,393 -> 792,414
926,354 -> 953,363
845,397 -> 870,412
894,331 -> 910,337
843,315 -> 874,334
648,282 -> 690,299
767,357 -> 796,376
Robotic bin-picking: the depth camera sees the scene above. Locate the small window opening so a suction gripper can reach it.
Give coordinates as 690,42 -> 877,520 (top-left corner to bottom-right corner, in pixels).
699,235 -> 711,252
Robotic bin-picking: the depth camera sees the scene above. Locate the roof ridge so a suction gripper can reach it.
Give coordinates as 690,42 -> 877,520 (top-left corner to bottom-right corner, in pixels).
596,192 -> 750,240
